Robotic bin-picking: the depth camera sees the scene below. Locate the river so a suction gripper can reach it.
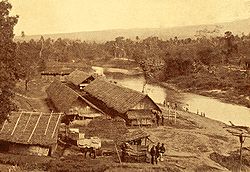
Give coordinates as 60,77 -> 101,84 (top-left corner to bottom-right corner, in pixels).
92,66 -> 250,127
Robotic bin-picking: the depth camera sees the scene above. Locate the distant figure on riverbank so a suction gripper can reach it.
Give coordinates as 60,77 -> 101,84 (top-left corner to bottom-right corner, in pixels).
163,100 -> 170,109
174,103 -> 178,110
156,113 -> 160,126
201,112 -> 206,117
183,104 -> 189,111
161,115 -> 164,126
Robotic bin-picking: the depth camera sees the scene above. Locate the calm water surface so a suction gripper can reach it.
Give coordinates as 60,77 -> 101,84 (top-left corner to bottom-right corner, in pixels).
104,70 -> 250,127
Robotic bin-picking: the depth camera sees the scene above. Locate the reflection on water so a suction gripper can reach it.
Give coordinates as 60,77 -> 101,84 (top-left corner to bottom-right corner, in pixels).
105,71 -> 250,127
114,77 -> 167,103
93,66 -> 250,127
182,93 -> 250,126
92,66 -> 104,75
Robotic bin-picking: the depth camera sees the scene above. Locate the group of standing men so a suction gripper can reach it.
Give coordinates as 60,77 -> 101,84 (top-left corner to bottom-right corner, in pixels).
155,112 -> 164,126
150,142 -> 166,165
163,100 -> 178,110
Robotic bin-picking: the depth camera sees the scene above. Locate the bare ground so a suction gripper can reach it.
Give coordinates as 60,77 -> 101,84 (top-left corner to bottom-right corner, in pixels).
3,77 -> 250,172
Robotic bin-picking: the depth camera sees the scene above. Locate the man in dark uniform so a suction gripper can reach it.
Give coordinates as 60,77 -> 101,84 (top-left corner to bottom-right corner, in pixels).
156,113 -> 160,126
161,114 -> 164,126
150,145 -> 156,164
155,142 -> 160,164
159,143 -> 166,161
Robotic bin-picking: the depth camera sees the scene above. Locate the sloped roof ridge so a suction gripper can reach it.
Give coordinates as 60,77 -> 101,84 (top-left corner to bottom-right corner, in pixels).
83,78 -> 147,113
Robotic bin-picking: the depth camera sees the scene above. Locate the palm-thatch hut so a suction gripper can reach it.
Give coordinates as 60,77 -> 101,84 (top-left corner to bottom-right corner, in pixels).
41,68 -> 73,82
46,80 -> 105,123
66,69 -> 97,89
83,78 -> 162,126
0,111 -> 62,156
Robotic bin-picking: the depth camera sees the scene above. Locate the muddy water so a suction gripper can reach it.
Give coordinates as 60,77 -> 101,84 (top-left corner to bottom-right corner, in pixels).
93,66 -> 250,127
182,93 -> 250,127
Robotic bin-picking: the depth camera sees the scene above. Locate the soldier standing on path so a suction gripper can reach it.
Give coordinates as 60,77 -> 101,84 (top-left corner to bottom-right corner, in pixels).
155,142 -> 160,164
161,114 -> 164,126
159,143 -> 166,161
150,145 -> 156,165
156,112 -> 160,126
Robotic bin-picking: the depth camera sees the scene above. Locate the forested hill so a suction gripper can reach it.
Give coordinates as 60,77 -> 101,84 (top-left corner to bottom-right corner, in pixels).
15,18 -> 250,42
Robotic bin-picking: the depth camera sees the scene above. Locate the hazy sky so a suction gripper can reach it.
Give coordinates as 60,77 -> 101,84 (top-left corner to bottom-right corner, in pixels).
9,0 -> 250,35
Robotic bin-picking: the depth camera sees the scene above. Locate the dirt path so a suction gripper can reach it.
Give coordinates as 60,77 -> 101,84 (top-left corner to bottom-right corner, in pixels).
140,109 -> 250,171
14,92 -> 50,113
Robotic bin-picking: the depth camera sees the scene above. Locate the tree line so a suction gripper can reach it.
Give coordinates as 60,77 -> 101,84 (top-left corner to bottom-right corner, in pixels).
1,0 -> 250,123
17,28 -> 249,82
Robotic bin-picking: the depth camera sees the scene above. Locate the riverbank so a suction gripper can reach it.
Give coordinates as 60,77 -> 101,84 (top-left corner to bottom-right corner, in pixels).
3,76 -> 250,171
1,107 -> 250,171
160,80 -> 250,108
159,66 -> 250,108
45,61 -> 250,108
165,80 -> 250,109
95,63 -> 250,108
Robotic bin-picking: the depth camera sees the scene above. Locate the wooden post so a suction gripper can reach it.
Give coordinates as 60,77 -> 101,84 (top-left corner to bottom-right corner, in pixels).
174,110 -> 177,124
239,133 -> 246,172
227,130 -> 250,172
115,143 -> 121,163
137,143 -> 139,161
168,109 -> 170,120
240,141 -> 243,172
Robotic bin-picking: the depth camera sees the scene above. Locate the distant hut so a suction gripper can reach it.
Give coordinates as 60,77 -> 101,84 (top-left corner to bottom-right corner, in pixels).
66,69 -> 98,90
41,68 -> 73,82
83,78 -> 162,126
46,80 -> 105,124
0,111 -> 62,156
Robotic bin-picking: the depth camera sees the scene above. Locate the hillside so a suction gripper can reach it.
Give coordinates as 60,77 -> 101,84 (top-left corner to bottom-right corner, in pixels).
2,70 -> 249,171
15,18 -> 250,42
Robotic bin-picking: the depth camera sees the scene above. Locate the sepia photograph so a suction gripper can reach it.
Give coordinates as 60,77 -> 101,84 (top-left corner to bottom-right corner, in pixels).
0,0 -> 250,171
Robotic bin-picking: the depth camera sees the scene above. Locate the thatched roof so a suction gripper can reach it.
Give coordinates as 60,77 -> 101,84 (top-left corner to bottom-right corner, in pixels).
46,80 -> 104,114
66,69 -> 94,86
41,67 -> 74,75
83,118 -> 128,140
122,129 -> 150,142
46,80 -> 79,112
83,79 -> 161,114
0,112 -> 62,146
